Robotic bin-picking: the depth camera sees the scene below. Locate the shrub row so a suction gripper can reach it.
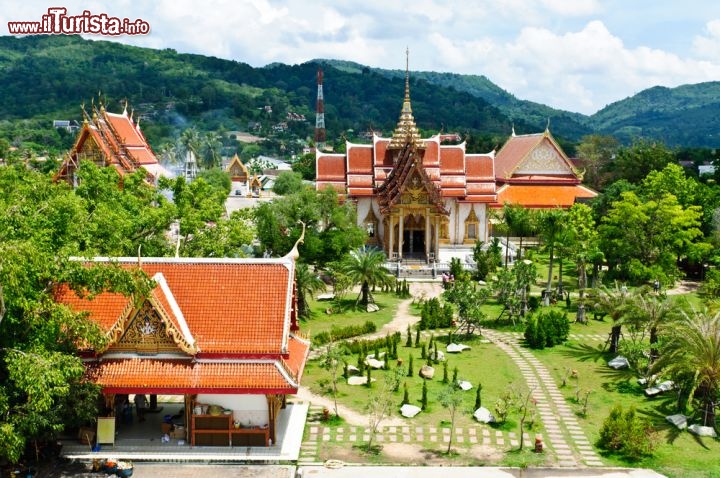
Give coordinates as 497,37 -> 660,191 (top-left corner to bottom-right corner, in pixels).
312,321 -> 377,346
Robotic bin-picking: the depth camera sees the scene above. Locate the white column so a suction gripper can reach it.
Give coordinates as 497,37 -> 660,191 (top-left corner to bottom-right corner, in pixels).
425,209 -> 431,262
398,212 -> 404,259
388,216 -> 395,259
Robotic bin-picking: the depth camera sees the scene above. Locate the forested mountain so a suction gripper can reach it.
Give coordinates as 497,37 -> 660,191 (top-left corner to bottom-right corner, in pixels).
590,83 -> 720,147
0,35 -> 531,156
1,34 -> 719,156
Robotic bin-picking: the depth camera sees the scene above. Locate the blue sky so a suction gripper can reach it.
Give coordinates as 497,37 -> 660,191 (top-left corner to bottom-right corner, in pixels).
2,1 -> 720,114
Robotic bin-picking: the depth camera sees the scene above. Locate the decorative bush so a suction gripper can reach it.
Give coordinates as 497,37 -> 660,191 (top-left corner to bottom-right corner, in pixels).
313,321 -> 377,346
524,309 -> 570,349
597,405 -> 657,459
418,297 -> 453,330
345,332 -> 401,354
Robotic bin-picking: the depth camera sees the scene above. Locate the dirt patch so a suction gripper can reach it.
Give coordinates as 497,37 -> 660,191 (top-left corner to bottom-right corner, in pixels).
380,442 -> 504,466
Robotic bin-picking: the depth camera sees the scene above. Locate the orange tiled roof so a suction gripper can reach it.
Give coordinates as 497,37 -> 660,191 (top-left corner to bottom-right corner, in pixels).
55,258 -> 294,355
56,105 -> 159,184
86,358 -> 299,393
318,134 -> 497,203
494,184 -> 597,208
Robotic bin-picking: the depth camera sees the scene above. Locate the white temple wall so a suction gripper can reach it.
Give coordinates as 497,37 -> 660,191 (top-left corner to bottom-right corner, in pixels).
196,393 -> 268,427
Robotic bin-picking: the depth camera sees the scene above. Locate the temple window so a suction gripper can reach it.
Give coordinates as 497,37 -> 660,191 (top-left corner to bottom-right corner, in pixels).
464,208 -> 480,243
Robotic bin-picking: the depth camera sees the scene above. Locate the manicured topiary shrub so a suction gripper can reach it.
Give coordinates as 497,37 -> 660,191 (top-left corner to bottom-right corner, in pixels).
524,309 -> 570,349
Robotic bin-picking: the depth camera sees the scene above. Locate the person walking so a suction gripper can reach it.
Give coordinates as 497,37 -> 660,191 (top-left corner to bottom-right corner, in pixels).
134,393 -> 147,422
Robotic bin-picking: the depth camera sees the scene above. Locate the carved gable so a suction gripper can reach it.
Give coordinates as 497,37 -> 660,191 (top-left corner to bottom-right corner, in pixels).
515,140 -> 573,175
108,300 -> 186,356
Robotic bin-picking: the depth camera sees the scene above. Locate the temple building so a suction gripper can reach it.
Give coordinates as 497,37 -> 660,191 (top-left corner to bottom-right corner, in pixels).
226,153 -> 250,195
316,60 -> 596,264
56,102 -> 167,185
493,128 -> 597,209
54,251 -> 310,448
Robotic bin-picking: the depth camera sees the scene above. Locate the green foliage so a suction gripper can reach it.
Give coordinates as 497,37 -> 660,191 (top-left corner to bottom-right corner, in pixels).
407,354 -> 414,377
312,321 -> 377,346
421,379 -> 428,410
402,382 -> 410,406
473,238 -> 502,280
524,310 -> 570,349
339,246 -> 395,306
597,405 -> 657,459
343,332 -> 401,355
271,171 -> 305,195
418,297 -> 454,330
442,361 -> 449,384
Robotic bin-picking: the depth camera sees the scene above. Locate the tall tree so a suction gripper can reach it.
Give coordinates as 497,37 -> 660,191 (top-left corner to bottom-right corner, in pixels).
339,247 -> 395,306
538,209 -> 566,306
0,165 -> 153,464
576,134 -> 619,190
593,284 -> 633,354
599,191 -> 703,282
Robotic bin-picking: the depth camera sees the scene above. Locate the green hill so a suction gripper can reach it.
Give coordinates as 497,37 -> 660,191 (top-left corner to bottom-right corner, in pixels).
1,34 -> 719,154
589,83 -> 720,147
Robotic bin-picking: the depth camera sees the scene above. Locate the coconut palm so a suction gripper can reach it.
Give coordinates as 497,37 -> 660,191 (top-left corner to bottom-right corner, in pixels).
339,246 -> 395,306
593,283 -> 633,353
651,309 -> 720,427
627,288 -> 681,362
294,262 -> 325,319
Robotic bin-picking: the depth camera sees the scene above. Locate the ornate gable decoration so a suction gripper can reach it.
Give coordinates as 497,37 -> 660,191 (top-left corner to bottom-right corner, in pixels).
103,293 -> 198,356
376,145 -> 448,216
515,139 -> 574,176
226,154 -> 249,181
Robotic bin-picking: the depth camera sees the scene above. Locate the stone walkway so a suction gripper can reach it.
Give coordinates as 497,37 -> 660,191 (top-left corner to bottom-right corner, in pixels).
297,404 -> 534,466
482,330 -> 603,467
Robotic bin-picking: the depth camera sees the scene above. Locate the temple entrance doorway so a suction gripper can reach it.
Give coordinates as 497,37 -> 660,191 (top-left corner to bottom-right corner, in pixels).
403,229 -> 425,259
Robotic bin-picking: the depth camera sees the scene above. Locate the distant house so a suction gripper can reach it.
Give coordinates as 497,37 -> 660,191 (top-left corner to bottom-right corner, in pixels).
53,119 -> 80,133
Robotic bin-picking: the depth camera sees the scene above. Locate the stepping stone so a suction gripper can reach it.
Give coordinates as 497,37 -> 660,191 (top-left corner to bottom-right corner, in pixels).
430,436 -> 437,442
470,436 -> 477,443
349,435 -> 356,441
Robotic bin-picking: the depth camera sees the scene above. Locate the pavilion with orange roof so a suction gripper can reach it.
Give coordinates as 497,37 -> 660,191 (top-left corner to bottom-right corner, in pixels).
54,248 -> 310,447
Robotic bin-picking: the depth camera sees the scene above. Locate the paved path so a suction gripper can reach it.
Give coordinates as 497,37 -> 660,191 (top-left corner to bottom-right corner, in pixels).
482,330 -> 603,467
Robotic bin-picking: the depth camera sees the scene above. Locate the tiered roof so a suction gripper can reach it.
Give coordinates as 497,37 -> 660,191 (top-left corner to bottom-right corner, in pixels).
56,103 -> 163,183
55,257 -> 310,394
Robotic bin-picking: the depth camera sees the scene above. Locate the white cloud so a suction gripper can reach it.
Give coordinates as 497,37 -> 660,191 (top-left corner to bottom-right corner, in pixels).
692,19 -> 720,61
541,0 -> 602,16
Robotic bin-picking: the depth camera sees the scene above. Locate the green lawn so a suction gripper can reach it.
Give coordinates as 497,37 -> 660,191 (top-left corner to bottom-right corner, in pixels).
300,269 -> 718,476
299,291 -> 405,338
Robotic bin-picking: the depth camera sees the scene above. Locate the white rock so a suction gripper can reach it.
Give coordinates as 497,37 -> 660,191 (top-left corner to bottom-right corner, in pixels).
607,356 -> 629,369
666,414 -> 689,430
473,407 -> 495,424
457,380 -> 472,391
645,380 -> 675,397
446,343 -> 471,353
366,303 -> 380,312
346,364 -> 361,375
366,352 -> 386,360
365,358 -> 385,369
347,376 -> 375,386
688,424 -> 717,437
400,404 -> 422,418
419,365 -> 435,379
430,350 -> 445,362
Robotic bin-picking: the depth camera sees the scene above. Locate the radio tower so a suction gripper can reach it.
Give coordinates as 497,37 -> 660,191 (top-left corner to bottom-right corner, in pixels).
315,67 -> 326,150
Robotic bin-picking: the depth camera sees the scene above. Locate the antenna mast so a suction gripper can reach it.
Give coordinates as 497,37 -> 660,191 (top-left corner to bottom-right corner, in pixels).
315,67 -> 326,150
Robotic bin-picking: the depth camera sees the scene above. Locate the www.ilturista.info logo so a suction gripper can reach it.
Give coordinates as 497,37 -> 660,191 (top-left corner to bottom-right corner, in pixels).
7,8 -> 150,35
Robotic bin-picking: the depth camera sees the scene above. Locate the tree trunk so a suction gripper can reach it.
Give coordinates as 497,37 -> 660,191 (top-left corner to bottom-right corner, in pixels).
361,281 -> 370,305
610,324 -> 622,353
544,245 -> 554,306
447,407 -> 456,454
649,326 -> 659,362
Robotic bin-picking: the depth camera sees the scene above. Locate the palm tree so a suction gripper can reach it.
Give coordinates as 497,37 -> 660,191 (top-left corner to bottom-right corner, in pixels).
294,262 -> 325,319
594,283 -> 632,353
538,208 -> 566,305
627,289 -> 681,362
651,309 -> 720,427
340,246 -> 395,306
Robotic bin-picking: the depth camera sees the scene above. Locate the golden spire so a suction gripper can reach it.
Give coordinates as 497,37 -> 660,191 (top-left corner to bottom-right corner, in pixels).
388,47 -> 423,149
